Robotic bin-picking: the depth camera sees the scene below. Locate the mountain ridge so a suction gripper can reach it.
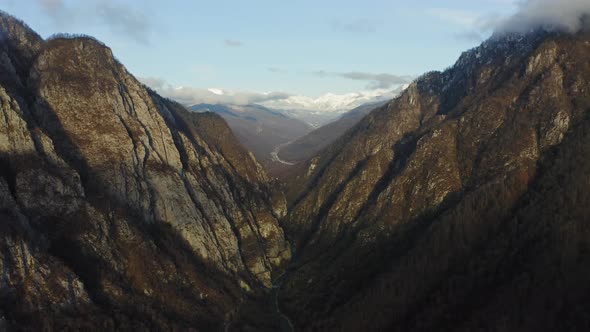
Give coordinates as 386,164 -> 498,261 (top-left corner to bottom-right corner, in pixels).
277,100 -> 389,164
279,28 -> 590,331
0,11 -> 290,330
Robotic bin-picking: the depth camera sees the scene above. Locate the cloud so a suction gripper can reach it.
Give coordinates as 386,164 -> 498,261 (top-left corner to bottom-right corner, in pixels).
259,86 -> 407,113
455,30 -> 487,42
95,2 -> 152,44
427,8 -> 480,28
39,0 -> 64,14
141,77 -> 410,113
35,0 -> 153,44
140,77 -> 291,106
224,39 -> 243,47
496,0 -> 590,34
428,8 -> 505,41
433,0 -> 590,41
267,67 -> 286,73
313,71 -> 413,89
332,18 -> 376,33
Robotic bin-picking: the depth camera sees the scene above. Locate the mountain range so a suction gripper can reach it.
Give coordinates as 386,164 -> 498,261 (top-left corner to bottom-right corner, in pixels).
259,86 -> 407,127
2,10 -> 590,332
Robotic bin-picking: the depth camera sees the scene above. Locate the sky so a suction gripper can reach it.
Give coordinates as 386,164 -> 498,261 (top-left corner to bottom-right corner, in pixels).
1,0 -> 580,109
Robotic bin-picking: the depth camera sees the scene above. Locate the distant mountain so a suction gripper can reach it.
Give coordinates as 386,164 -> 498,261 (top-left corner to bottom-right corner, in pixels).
190,103 -> 312,171
277,101 -> 389,163
261,86 -> 407,127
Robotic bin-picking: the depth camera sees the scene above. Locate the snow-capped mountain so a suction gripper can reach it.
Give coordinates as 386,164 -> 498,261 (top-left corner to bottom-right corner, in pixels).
259,87 -> 404,113
140,76 -> 409,127
260,85 -> 408,126
261,89 -> 399,113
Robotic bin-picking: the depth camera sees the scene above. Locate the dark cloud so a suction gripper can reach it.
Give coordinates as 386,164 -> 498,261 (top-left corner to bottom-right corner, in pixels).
224,39 -> 243,47
313,71 -> 413,89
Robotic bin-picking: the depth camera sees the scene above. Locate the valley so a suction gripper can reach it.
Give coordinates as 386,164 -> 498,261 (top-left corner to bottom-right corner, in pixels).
2,4 -> 590,332
270,141 -> 296,166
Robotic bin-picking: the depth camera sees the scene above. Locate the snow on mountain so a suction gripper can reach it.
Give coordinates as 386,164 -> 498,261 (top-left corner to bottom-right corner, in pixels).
259,85 -> 408,127
140,76 -> 409,127
259,86 -> 407,114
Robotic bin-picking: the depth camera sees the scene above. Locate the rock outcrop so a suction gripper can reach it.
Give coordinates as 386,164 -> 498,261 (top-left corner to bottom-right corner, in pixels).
0,11 -> 289,330
281,30 -> 590,331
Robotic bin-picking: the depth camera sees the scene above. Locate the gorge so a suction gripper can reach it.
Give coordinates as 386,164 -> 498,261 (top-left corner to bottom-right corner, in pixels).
1,8 -> 590,332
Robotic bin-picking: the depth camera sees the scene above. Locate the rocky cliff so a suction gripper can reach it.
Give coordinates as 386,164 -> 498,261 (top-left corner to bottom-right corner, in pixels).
281,29 -> 590,331
0,12 -> 290,330
3,9 -> 590,332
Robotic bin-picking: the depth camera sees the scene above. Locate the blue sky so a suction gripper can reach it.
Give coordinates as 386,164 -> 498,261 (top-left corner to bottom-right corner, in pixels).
3,0 -> 519,101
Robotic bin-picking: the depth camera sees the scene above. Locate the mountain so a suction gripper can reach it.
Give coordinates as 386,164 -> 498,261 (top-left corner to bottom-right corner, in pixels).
261,86 -> 407,127
0,12 -> 290,330
279,29 -> 590,331
277,101 -> 389,163
4,9 -> 590,332
189,103 -> 312,174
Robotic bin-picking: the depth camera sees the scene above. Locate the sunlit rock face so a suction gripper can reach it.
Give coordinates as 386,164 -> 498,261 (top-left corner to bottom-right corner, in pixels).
280,29 -> 590,331
0,11 -> 289,330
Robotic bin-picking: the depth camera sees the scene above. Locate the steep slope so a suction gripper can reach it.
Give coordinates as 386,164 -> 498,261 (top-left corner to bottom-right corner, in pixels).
277,101 -> 388,163
0,12 -> 289,330
280,29 -> 590,331
190,103 -> 312,173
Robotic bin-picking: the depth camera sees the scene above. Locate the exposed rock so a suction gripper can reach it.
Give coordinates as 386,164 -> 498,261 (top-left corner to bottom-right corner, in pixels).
0,11 -> 290,330
280,30 -> 590,331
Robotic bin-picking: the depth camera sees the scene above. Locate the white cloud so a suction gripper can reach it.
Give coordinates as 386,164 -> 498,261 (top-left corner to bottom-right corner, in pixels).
431,0 -> 590,42
428,7 -> 505,41
259,86 -> 408,113
140,77 -> 291,106
224,39 -> 243,47
35,0 -> 154,44
427,8 -> 480,28
497,0 -> 590,33
208,88 -> 224,95
313,71 -> 413,90
140,77 -> 407,113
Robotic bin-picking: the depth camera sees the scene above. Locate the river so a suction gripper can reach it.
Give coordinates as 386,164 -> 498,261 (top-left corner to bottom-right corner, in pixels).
270,141 -> 295,166
272,278 -> 295,332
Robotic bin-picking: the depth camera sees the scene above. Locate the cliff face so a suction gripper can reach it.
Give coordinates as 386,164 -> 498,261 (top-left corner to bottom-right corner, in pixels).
4,9 -> 590,331
281,30 -> 590,331
0,12 -> 289,330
